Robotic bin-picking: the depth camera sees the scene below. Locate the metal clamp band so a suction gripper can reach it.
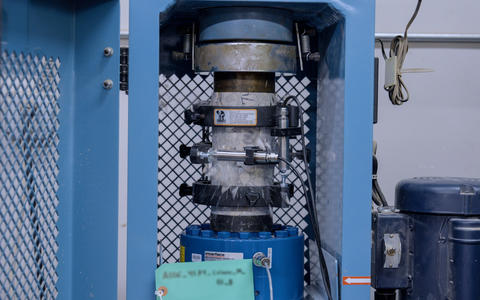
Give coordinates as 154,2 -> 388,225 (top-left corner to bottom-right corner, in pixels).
194,42 -> 297,73
185,105 -> 277,127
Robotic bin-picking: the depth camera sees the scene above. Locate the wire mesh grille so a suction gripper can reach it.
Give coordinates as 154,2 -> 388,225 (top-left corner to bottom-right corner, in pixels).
157,74 -> 312,274
0,51 -> 61,299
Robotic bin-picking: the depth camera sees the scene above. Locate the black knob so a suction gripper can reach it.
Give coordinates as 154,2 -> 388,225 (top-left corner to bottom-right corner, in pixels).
184,110 -> 194,125
179,183 -> 193,197
184,109 -> 204,125
179,144 -> 191,159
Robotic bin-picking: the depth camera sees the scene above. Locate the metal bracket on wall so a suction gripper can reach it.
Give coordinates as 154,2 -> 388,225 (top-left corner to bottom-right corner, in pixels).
375,33 -> 480,44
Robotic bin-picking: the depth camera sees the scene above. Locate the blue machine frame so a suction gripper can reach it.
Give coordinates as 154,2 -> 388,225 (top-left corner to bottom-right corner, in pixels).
1,0 -> 119,299
1,0 -> 374,299
128,0 -> 374,299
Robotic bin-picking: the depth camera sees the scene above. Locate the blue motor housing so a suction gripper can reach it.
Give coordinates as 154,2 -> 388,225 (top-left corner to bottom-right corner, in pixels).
180,224 -> 304,300
372,177 -> 480,300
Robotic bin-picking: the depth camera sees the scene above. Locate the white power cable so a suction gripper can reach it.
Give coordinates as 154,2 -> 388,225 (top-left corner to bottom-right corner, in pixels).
154,290 -> 164,300
380,0 -> 423,105
254,253 -> 274,300
265,267 -> 273,300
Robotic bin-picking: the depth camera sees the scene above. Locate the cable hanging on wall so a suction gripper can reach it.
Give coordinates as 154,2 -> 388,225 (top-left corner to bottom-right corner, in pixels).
378,0 -> 428,105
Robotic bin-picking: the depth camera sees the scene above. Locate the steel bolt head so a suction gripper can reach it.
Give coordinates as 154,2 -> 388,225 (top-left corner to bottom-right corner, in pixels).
104,47 -> 114,57
103,79 -> 113,90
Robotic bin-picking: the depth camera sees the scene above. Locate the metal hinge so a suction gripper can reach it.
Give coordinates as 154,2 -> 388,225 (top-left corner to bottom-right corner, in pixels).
120,47 -> 128,93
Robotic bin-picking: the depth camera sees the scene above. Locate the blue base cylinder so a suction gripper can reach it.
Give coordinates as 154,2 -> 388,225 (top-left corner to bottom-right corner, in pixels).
180,224 -> 304,300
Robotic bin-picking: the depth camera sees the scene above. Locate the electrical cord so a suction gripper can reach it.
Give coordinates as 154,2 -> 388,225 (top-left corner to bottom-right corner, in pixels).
373,176 -> 387,206
281,94 -> 333,300
154,290 -> 164,300
276,96 -> 331,299
372,190 -> 382,207
282,95 -> 296,106
265,266 -> 273,300
254,254 -> 274,300
372,155 -> 388,207
379,0 -> 423,105
278,157 -> 333,300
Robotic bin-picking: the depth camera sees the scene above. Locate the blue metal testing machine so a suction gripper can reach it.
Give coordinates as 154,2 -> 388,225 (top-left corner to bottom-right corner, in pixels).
128,1 -> 374,300
0,0 -> 375,299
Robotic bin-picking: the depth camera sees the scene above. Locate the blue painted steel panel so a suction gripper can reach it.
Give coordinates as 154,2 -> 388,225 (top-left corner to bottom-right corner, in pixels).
1,0 -> 119,299
72,2 -> 120,299
180,224 -> 304,300
338,1 -> 374,299
127,0 -> 173,299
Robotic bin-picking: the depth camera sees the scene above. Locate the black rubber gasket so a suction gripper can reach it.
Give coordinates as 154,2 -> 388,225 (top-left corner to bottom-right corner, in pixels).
191,181 -> 293,208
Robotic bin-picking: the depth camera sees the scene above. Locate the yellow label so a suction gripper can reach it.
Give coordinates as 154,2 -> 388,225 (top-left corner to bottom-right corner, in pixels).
180,246 -> 185,262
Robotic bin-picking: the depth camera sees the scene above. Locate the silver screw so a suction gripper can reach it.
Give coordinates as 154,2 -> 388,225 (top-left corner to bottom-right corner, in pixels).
103,79 -> 113,90
386,248 -> 396,256
104,47 -> 114,57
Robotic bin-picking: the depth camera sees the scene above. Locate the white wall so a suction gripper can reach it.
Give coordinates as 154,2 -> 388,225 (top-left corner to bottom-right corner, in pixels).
374,0 -> 480,203
376,0 -> 480,34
